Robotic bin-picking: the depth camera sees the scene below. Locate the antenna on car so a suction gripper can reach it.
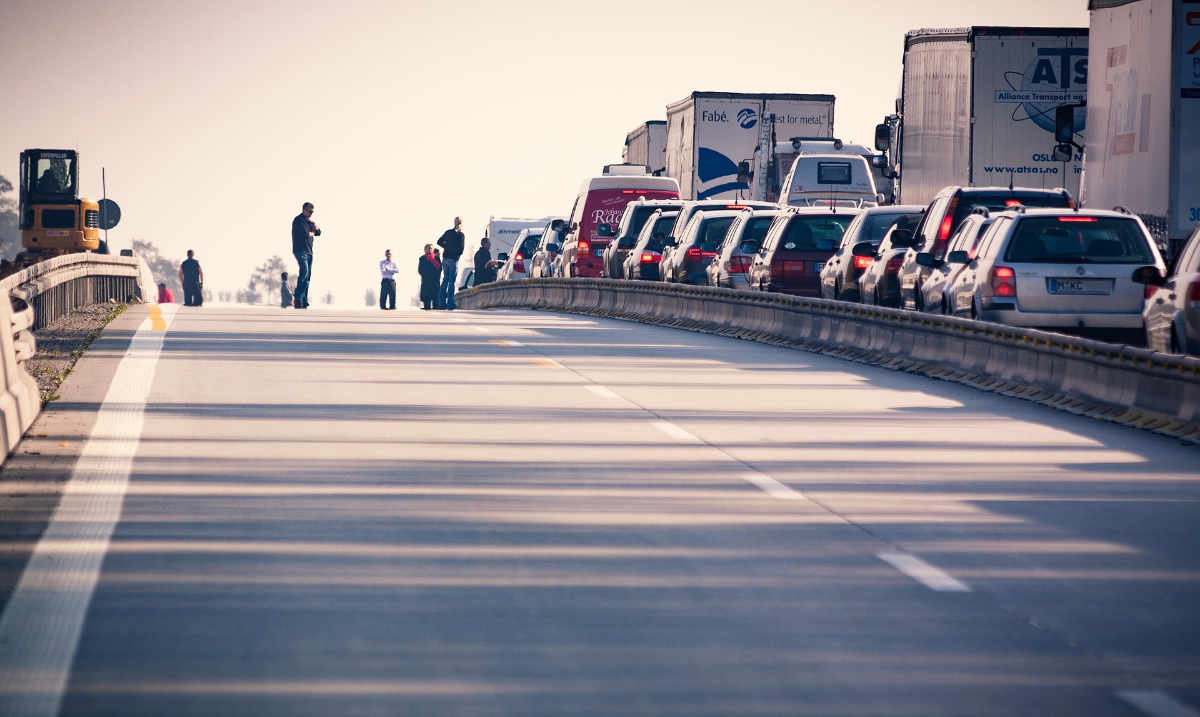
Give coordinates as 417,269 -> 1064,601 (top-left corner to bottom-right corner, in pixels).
1008,170 -> 1015,192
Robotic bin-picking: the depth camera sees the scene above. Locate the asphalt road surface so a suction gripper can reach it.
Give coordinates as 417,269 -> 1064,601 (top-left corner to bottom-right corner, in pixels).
1,304 -> 1198,717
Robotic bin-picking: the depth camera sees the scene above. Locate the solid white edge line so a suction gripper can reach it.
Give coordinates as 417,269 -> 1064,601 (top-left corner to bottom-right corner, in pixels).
877,551 -> 971,593
0,305 -> 177,716
585,385 -> 619,400
650,420 -> 699,442
741,472 -> 804,500
1116,691 -> 1200,717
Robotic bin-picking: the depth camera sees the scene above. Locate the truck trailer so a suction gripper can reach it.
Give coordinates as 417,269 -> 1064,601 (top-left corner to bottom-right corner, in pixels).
879,26 -> 1089,205
622,121 -> 667,175
665,91 -> 835,200
1081,0 -> 1199,258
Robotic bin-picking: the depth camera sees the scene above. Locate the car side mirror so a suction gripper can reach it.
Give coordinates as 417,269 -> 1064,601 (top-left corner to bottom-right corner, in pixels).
550,219 -> 565,232
547,243 -> 560,253
596,223 -> 614,237
737,160 -> 753,184
1052,143 -> 1073,163
1132,265 -> 1165,286
875,192 -> 887,204
874,123 -> 891,151
946,250 -> 970,264
497,252 -> 509,262
851,242 -> 875,258
914,252 -> 938,268
1054,105 -> 1076,143
890,228 -> 914,247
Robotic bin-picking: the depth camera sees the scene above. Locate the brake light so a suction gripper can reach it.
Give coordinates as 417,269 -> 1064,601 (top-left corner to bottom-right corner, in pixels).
991,265 -> 1016,297
515,254 -> 523,261
1189,280 -> 1200,305
1005,200 -> 1022,207
1145,282 -> 1158,299
853,255 -> 873,270
578,240 -> 589,251
640,253 -> 657,263
621,189 -> 648,194
727,256 -> 751,273
938,215 -> 954,241
725,204 -> 749,209
1057,216 -> 1097,222
686,247 -> 702,259
885,255 -> 904,273
701,251 -> 717,258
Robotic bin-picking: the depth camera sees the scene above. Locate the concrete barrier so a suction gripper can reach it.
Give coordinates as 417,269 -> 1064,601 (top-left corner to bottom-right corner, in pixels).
0,253 -> 157,460
458,279 -> 1200,442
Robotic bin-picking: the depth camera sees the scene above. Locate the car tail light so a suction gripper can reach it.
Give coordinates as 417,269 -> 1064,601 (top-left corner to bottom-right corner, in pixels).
1005,199 -> 1022,207
640,253 -> 657,263
885,255 -> 904,273
727,256 -> 751,273
725,204 -> 749,209
853,255 -> 873,270
1145,282 -> 1158,299
701,251 -> 717,258
686,247 -> 702,259
514,259 -> 525,273
991,265 -> 1016,297
1189,279 -> 1200,305
939,196 -> 959,240
578,240 -> 590,251
621,189 -> 649,194
1058,216 -> 1097,223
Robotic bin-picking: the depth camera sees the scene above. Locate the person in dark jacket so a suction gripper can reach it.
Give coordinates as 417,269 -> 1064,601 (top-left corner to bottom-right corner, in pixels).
436,217 -> 465,310
291,202 -> 321,309
178,249 -> 204,306
473,237 -> 499,285
418,244 -> 441,310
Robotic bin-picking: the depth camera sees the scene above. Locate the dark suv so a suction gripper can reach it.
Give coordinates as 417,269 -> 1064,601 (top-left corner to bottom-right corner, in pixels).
897,186 -> 1073,310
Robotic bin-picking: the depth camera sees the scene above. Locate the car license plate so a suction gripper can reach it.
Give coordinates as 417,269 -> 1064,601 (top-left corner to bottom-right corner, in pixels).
813,262 -> 824,274
594,249 -> 605,257
1047,278 -> 1113,295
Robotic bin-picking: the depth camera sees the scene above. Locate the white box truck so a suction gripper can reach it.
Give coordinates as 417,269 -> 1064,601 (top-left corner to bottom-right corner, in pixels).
1081,0 -> 1200,258
622,121 -> 667,175
665,92 -> 835,200
879,27 -> 1089,205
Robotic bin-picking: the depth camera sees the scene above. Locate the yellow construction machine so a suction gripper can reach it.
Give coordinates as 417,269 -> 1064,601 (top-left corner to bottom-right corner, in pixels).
16,148 -> 100,258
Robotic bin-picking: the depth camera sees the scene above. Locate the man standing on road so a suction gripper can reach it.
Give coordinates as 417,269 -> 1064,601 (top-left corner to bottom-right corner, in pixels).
379,249 -> 398,310
178,249 -> 204,307
291,202 -> 321,309
436,217 -> 465,310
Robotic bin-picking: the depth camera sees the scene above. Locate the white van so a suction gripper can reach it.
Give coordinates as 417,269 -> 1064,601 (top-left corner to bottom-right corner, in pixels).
779,154 -> 880,209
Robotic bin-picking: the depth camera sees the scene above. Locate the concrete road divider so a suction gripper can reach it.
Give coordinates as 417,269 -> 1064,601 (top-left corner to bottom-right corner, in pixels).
457,279 -> 1200,443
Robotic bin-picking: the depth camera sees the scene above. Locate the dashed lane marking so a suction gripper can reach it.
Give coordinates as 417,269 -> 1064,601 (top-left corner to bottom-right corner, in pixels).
1117,691 -> 1200,717
741,472 -> 805,501
531,358 -> 561,368
584,385 -> 619,400
651,420 -> 701,443
0,304 -> 178,716
489,339 -> 522,347
878,551 -> 971,592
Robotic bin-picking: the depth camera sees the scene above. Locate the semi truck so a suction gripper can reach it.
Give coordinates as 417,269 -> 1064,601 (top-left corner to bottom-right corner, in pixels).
664,91 -> 835,200
622,121 -> 667,175
876,26 -> 1089,206
1077,0 -> 1199,258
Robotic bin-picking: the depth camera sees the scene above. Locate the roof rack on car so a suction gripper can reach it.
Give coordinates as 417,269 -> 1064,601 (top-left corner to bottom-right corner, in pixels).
1113,205 -> 1132,215
970,205 -> 990,217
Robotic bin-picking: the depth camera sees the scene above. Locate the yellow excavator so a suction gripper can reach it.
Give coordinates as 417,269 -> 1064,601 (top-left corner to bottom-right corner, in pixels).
4,149 -> 101,276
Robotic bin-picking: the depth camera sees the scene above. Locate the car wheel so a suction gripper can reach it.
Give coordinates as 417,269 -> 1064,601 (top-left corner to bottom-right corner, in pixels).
970,300 -> 978,320
1170,328 -> 1183,355
913,283 -> 924,311
940,297 -> 949,315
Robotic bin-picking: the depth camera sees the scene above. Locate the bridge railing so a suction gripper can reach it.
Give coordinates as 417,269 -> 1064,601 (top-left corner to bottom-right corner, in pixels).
0,254 -> 156,460
457,278 -> 1200,443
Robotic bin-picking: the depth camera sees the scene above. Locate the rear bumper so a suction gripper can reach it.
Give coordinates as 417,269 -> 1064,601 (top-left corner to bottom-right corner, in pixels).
978,308 -> 1144,329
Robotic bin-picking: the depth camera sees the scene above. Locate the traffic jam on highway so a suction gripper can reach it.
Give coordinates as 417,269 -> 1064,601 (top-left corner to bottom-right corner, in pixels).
476,15 -> 1199,356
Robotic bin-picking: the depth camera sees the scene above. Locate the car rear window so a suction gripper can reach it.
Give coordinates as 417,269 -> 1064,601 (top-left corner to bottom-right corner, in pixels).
697,217 -> 735,252
952,192 -> 1070,228
645,216 -> 677,252
738,217 -> 775,253
861,211 -> 919,244
778,215 -> 853,253
518,236 -> 540,257
1004,217 -> 1155,264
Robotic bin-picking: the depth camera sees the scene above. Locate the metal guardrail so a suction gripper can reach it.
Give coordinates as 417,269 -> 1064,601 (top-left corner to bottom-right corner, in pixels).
457,278 -> 1200,443
0,253 -> 156,461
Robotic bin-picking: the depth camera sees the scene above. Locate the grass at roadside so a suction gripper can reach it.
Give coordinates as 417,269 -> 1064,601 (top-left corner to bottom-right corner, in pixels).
29,303 -> 128,405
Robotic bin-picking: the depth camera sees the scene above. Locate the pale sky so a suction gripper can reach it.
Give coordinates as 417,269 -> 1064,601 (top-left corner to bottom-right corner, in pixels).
0,0 -> 1088,305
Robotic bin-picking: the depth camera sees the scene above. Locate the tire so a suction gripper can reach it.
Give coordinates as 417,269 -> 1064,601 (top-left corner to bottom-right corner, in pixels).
913,283 -> 924,312
1170,328 -> 1183,355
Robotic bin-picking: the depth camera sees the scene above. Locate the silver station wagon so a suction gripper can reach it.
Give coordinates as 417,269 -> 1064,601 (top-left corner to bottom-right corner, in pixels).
946,208 -> 1167,344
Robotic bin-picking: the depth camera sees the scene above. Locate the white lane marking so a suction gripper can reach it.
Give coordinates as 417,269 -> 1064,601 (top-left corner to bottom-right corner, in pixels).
741,472 -> 804,501
471,326 -> 490,333
877,551 -> 971,592
490,339 -> 522,347
651,420 -> 700,443
1117,691 -> 1200,717
0,305 -> 177,716
585,385 -> 619,400
450,317 -> 466,323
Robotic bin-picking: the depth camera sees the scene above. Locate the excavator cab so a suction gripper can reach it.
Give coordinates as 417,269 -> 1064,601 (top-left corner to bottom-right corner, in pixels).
18,149 -> 99,252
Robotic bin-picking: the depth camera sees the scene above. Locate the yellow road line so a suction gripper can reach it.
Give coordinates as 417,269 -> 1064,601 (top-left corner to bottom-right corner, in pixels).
149,306 -> 166,331
531,358 -> 561,368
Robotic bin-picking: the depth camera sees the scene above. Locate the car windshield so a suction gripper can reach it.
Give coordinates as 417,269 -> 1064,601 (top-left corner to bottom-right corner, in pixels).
860,211 -> 918,244
697,217 -> 735,252
778,215 -> 853,253
1004,217 -> 1155,264
737,217 -> 775,253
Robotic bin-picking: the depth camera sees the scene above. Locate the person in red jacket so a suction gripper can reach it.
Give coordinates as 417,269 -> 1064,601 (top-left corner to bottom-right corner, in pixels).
157,282 -> 175,303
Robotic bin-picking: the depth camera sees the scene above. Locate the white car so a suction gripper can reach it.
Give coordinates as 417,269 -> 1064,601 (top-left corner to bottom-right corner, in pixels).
496,228 -> 544,282
945,208 -> 1167,345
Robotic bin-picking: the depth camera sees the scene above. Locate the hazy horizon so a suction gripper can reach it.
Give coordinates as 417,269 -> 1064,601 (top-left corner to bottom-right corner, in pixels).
0,0 -> 1088,305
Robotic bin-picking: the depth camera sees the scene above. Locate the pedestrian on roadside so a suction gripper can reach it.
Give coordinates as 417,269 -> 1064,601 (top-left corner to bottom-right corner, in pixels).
178,249 -> 204,306
291,201 -> 321,309
157,282 -> 175,303
280,271 -> 292,309
436,217 -> 465,310
418,244 -> 441,310
473,237 -> 500,285
379,249 -> 398,310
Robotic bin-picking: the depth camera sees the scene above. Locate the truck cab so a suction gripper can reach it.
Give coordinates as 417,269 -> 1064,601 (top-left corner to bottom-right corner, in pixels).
18,149 -> 99,252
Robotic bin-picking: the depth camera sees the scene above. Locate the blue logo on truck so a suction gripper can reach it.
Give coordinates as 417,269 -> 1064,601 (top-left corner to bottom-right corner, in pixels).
736,108 -> 758,129
995,47 -> 1088,135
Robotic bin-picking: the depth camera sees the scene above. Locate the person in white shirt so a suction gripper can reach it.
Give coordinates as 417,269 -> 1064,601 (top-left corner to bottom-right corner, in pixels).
378,249 -> 398,310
